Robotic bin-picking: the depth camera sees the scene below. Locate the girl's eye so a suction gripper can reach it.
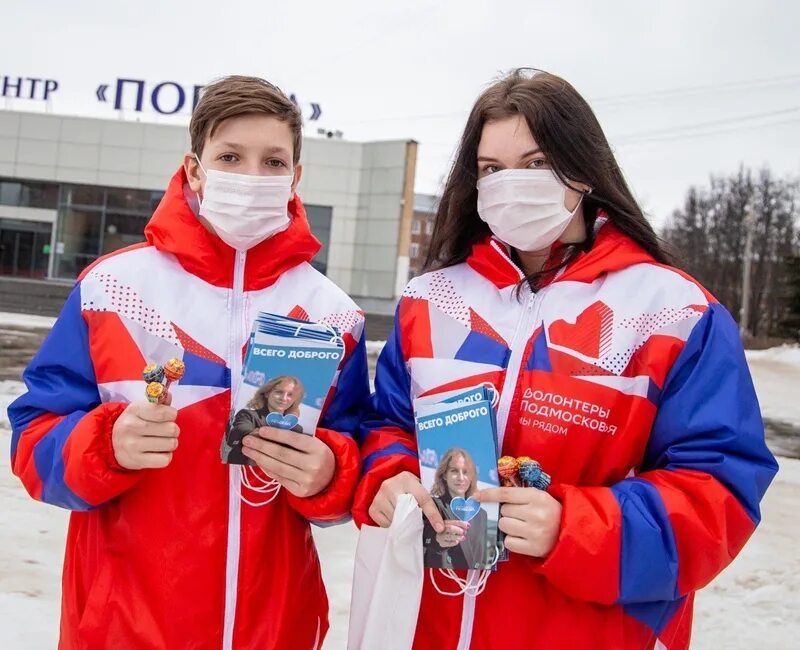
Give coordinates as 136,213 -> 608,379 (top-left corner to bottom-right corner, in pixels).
528,158 -> 548,169
481,164 -> 501,176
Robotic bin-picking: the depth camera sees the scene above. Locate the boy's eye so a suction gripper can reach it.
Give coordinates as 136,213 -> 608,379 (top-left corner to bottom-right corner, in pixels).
267,159 -> 287,168
219,153 -> 238,162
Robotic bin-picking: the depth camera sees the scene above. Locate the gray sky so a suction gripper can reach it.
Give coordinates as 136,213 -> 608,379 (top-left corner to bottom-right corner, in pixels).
4,0 -> 799,227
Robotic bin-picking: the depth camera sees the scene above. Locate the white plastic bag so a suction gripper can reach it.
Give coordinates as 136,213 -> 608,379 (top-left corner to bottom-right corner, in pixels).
347,494 -> 424,650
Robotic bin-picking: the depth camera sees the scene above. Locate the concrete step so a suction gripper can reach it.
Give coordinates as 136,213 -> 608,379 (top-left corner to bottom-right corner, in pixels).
0,278 -> 71,317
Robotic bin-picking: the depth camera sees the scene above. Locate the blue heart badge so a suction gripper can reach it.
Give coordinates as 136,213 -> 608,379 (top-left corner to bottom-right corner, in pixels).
450,497 -> 481,522
266,412 -> 299,430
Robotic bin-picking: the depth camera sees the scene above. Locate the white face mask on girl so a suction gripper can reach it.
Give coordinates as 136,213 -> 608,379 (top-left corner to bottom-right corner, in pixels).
476,168 -> 583,252
195,157 -> 293,251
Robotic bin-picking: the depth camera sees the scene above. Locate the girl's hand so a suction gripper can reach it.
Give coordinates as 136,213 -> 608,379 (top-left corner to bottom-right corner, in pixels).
476,487 -> 562,557
368,471 -> 445,532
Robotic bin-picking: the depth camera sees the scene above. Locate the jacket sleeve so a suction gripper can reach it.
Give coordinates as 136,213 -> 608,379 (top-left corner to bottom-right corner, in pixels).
284,323 -> 370,524
532,303 -> 778,606
352,310 -> 420,527
8,285 -> 142,511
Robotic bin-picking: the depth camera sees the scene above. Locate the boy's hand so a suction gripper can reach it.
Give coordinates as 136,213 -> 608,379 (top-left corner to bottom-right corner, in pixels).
241,427 -> 335,498
112,400 -> 180,470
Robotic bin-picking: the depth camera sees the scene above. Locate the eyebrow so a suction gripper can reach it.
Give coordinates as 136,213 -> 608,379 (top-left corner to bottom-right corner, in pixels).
216,143 -> 290,157
263,146 -> 291,156
477,148 -> 542,163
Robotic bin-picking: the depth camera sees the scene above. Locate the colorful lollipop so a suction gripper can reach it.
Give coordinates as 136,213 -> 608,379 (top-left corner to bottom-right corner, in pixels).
163,358 -> 186,390
497,455 -> 521,487
145,381 -> 166,404
142,362 -> 165,384
518,458 -> 551,491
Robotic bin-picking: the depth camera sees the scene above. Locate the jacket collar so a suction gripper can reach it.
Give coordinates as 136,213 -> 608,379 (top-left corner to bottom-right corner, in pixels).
144,167 -> 321,291
466,216 -> 655,290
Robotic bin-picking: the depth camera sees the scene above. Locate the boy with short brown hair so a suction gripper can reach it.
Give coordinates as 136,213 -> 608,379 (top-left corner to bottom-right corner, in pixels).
10,75 -> 369,649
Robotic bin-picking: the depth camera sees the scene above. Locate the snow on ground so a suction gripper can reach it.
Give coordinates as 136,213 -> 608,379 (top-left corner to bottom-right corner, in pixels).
1,338 -> 799,648
692,456 -> 800,649
746,345 -> 800,366
746,346 -> 800,426
0,312 -> 56,330
365,340 -> 386,357
0,381 -> 25,420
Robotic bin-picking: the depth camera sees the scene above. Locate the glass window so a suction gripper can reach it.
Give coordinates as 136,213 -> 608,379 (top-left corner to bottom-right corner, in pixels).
410,242 -> 420,259
22,181 -> 59,209
305,204 -> 333,275
102,211 -> 148,255
0,178 -> 58,209
66,185 -> 105,207
0,181 -> 21,206
55,207 -> 103,278
411,219 -> 421,235
425,220 -> 433,236
51,183 -> 164,280
107,187 -> 164,214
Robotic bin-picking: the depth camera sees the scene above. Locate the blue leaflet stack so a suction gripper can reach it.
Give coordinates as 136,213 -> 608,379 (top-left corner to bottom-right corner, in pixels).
413,385 -> 502,571
222,312 -> 345,465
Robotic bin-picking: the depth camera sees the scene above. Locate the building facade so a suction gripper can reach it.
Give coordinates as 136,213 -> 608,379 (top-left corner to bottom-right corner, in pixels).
0,110 -> 417,305
408,192 -> 438,279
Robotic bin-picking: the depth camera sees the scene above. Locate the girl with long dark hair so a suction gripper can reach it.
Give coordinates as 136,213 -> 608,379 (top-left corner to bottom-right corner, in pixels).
355,69 -> 777,649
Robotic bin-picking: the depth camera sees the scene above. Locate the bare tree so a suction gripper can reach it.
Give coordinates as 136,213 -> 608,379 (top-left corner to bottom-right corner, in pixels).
662,167 -> 799,338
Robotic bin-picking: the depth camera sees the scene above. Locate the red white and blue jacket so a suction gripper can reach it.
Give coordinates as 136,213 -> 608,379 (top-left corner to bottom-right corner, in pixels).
353,224 -> 778,650
9,168 -> 369,650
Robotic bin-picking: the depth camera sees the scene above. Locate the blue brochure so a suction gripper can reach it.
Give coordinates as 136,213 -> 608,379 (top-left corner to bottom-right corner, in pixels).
414,386 -> 501,571
222,313 -> 345,465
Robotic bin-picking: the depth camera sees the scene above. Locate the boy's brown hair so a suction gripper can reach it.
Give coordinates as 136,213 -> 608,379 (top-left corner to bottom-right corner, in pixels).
190,75 -> 302,163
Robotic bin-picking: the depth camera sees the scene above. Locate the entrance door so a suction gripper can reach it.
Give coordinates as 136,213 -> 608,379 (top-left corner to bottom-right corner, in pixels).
0,219 -> 52,279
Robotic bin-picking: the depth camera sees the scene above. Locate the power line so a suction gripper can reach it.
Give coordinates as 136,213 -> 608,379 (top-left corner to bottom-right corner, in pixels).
614,116 -> 800,147
418,115 -> 800,157
592,72 -> 800,107
613,106 -> 800,143
334,72 -> 800,126
416,104 -> 800,153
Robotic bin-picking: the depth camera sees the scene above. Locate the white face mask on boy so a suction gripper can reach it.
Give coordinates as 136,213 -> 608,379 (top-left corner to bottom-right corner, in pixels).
476,168 -> 583,252
195,157 -> 293,251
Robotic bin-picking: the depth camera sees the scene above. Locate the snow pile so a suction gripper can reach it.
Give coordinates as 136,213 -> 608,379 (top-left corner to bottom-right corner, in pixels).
0,312 -> 56,330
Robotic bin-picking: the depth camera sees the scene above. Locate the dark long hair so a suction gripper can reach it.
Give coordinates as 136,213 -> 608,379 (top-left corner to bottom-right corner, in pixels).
424,69 -> 671,284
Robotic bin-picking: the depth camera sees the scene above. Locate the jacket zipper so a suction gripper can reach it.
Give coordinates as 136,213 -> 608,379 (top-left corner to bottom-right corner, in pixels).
223,250 -> 247,650
496,285 -> 541,450
456,283 -> 542,650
